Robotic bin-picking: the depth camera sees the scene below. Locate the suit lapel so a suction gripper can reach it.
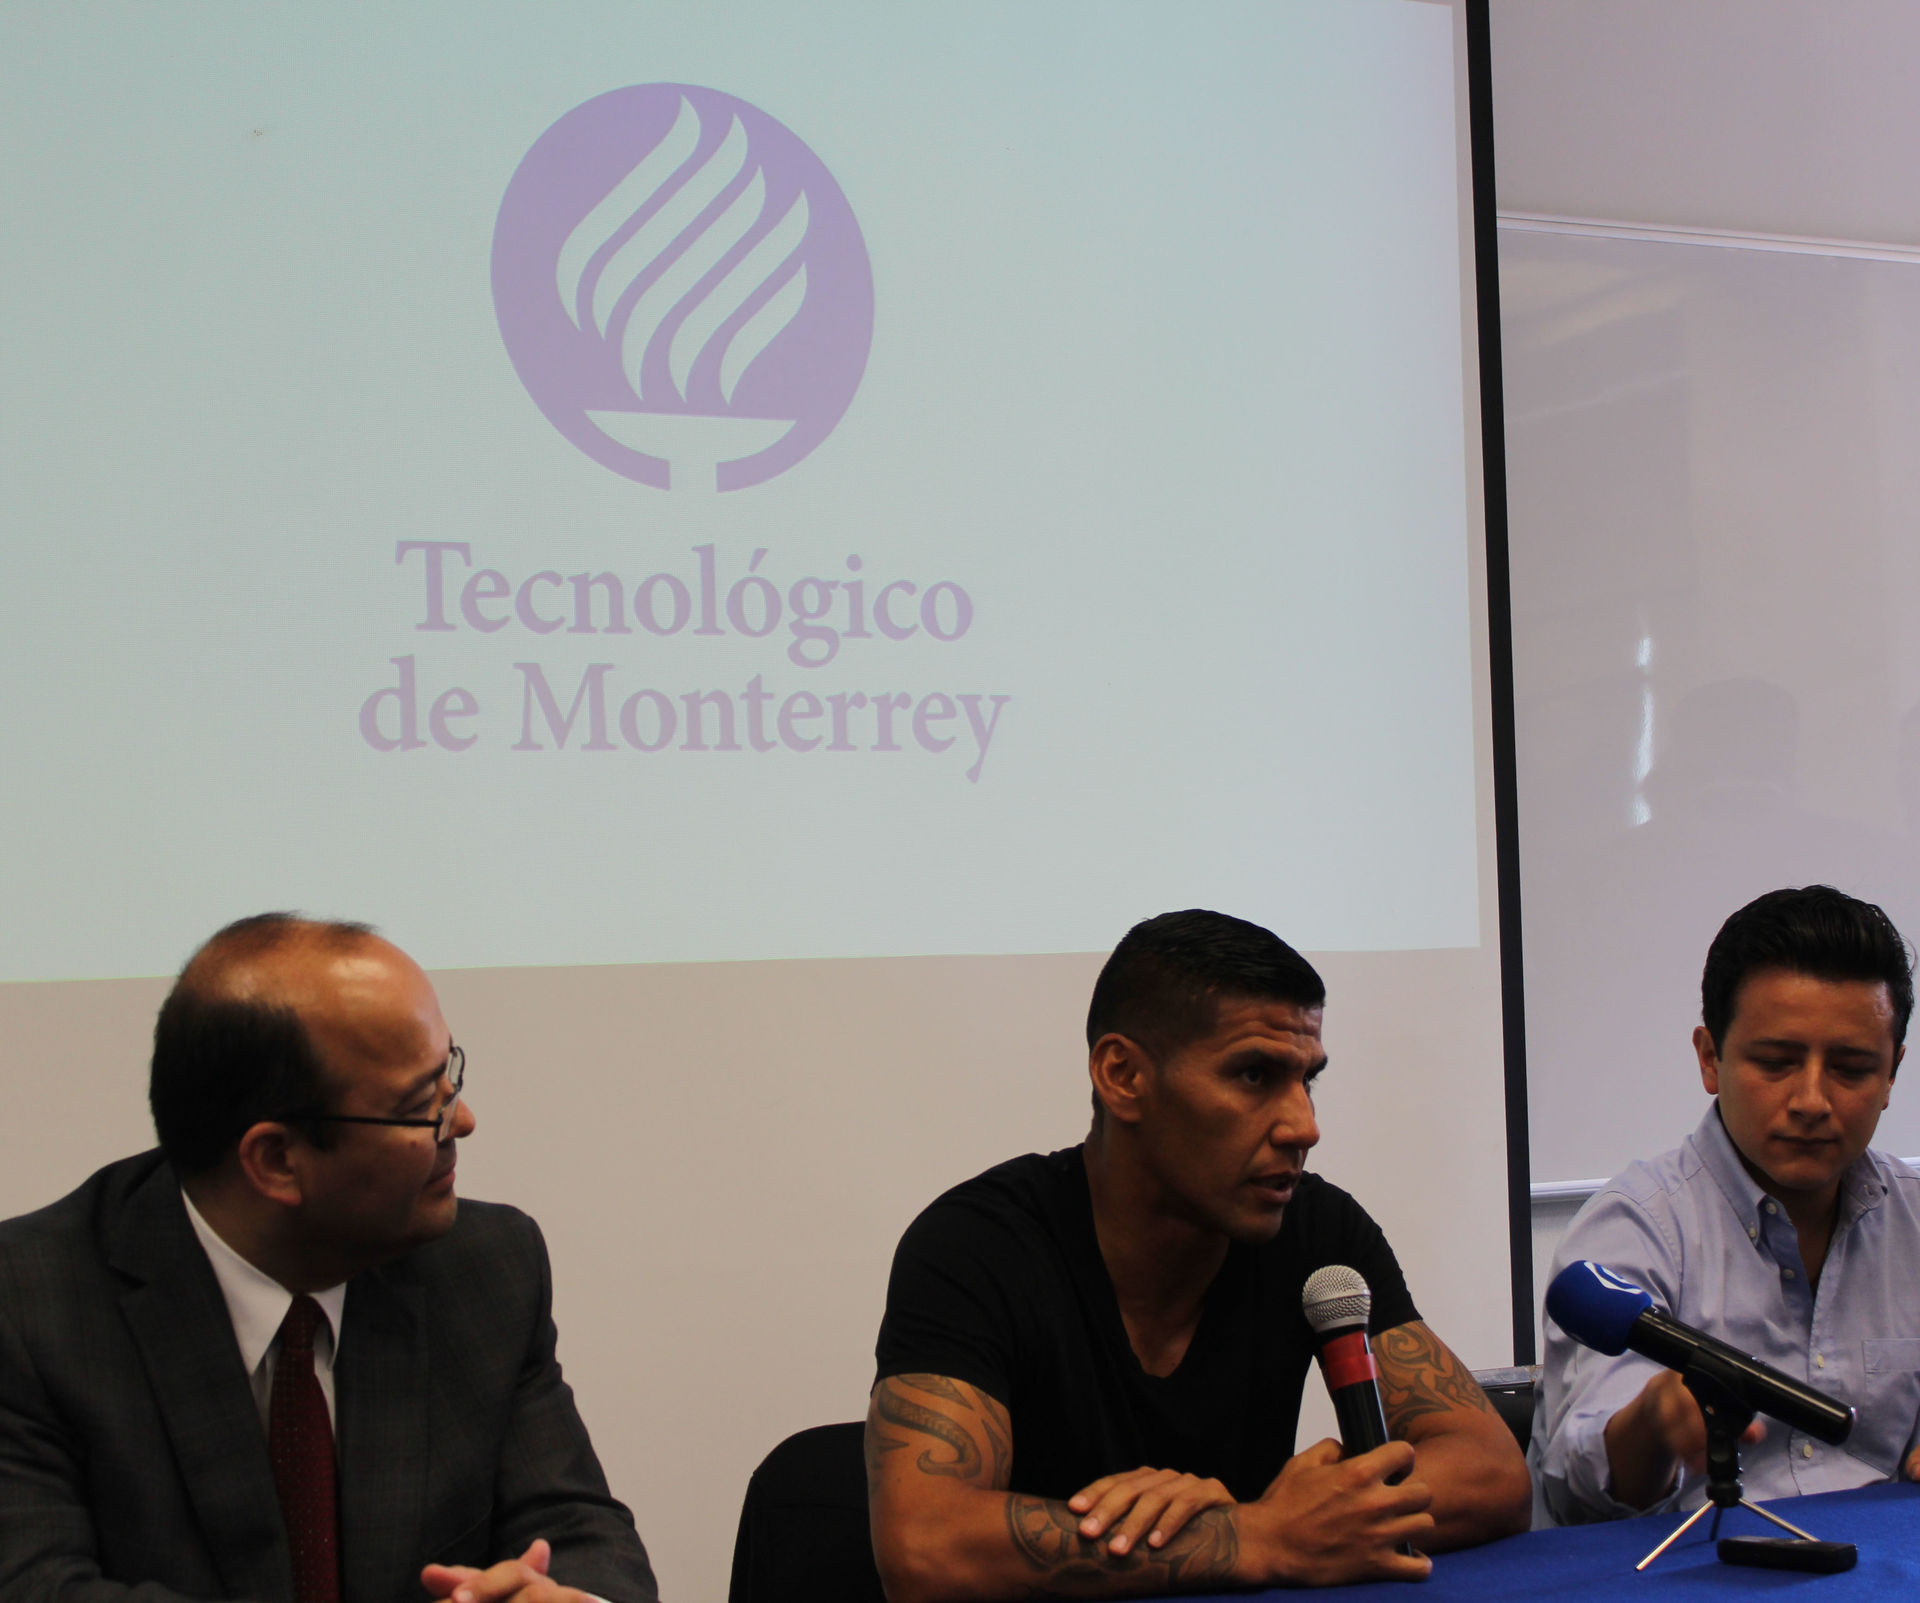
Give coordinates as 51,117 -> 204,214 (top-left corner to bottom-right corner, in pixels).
109,1165 -> 293,1603
336,1265 -> 429,1603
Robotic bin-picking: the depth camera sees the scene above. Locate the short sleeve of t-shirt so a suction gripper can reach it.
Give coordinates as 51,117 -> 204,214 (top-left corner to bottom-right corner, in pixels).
1304,1180 -> 1418,1338
874,1180 -> 1036,1408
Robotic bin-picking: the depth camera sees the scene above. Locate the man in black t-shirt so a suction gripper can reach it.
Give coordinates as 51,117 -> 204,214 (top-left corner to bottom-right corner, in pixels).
867,910 -> 1529,1599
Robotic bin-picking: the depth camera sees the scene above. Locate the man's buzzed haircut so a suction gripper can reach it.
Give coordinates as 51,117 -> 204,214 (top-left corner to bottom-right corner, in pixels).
1701,885 -> 1915,1051
1087,909 -> 1326,1060
149,912 -> 377,1175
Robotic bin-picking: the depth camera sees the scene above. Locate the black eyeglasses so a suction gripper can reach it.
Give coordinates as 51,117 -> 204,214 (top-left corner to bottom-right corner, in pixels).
282,1045 -> 466,1143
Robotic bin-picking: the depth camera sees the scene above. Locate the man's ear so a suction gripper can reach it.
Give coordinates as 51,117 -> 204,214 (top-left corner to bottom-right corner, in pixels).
235,1121 -> 307,1209
1089,1033 -> 1153,1128
1693,1024 -> 1721,1096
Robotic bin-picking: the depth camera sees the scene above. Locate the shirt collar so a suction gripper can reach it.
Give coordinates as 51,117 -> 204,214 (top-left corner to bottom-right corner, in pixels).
180,1187 -> 347,1375
1689,1102 -> 1887,1237
1842,1148 -> 1891,1224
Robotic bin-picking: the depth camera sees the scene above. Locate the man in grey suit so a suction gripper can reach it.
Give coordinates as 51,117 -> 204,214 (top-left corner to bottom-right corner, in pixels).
0,914 -> 658,1603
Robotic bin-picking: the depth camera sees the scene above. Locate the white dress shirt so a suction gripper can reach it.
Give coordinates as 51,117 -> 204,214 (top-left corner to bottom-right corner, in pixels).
181,1187 -> 348,1429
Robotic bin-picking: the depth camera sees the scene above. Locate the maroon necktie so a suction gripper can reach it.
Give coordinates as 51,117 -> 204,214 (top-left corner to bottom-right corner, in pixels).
269,1295 -> 341,1603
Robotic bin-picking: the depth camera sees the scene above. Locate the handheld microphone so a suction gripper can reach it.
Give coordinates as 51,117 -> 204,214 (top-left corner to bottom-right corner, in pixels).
1303,1265 -> 1394,1460
1546,1261 -> 1854,1445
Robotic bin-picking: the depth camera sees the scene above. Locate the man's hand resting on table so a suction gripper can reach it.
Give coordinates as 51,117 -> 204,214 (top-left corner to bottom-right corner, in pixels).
421,1538 -> 594,1603
1066,1466 -> 1234,1557
1040,1438 -> 1434,1588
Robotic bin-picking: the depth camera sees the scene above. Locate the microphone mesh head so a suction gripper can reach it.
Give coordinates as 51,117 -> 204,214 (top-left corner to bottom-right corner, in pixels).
1302,1264 -> 1371,1334
1544,1260 -> 1653,1356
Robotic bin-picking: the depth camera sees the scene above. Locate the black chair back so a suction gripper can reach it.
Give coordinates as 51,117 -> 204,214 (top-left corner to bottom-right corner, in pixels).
1472,1366 -> 1540,1452
729,1420 -> 885,1603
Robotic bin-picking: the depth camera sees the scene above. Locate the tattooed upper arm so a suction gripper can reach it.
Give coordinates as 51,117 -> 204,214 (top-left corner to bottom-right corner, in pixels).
867,1372 -> 1014,1492
1372,1321 -> 1500,1438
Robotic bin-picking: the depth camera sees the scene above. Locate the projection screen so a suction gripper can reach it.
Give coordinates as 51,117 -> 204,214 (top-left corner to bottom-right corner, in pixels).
0,4 -> 1516,1595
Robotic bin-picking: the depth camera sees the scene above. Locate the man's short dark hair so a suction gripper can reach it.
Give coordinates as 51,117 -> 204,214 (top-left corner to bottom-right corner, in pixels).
1701,886 -> 1914,1051
1086,909 -> 1326,1060
149,912 -> 376,1176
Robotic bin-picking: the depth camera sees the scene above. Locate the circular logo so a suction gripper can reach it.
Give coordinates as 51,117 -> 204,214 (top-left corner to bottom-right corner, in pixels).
492,85 -> 873,492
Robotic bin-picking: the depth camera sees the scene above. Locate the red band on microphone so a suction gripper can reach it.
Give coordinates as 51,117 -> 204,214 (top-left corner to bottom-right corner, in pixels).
1319,1329 -> 1377,1391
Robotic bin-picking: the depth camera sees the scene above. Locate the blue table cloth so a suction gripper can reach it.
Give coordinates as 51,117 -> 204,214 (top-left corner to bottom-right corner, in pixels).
1182,1483 -> 1920,1600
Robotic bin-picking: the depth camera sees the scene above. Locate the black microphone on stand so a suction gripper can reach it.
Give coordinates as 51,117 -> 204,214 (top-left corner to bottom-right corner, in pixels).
1546,1261 -> 1857,1575
1545,1261 -> 1853,1444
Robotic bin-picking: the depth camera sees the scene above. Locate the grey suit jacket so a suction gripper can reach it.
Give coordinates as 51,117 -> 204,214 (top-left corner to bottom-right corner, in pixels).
0,1153 -> 657,1603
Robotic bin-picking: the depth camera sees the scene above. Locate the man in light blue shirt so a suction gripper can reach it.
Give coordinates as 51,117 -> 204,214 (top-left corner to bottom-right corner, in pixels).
1533,885 -> 1920,1524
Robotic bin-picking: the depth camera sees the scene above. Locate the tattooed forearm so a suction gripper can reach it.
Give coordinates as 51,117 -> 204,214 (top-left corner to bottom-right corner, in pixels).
1003,1496 -> 1238,1593
1375,1322 -> 1498,1432
869,1376 -> 1242,1596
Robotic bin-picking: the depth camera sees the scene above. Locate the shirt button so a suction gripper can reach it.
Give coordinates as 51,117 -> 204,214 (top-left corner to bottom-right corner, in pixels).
1803,1443 -> 1814,1459
1783,1268 -> 1796,1280
1816,1354 -> 1826,1369
1765,1201 -> 1779,1215
1748,1226 -> 1759,1240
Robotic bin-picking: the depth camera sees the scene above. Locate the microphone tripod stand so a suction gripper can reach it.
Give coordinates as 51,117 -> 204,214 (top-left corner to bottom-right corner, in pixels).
1634,1364 -> 1828,1572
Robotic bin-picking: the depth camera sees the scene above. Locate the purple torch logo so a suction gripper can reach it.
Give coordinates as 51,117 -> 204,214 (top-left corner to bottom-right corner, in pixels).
492,85 -> 873,491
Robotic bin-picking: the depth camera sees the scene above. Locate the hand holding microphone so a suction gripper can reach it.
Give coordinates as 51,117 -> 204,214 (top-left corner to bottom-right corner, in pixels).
1302,1264 -> 1399,1466
1298,1266 -> 1423,1558
1243,1439 -> 1431,1586
1218,1263 -> 1434,1587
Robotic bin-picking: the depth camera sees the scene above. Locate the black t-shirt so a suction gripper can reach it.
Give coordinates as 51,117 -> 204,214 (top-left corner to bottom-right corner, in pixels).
873,1146 -> 1419,1504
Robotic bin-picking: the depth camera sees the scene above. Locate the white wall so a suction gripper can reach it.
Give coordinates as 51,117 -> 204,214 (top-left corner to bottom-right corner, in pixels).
1492,0 -> 1920,1282
1492,0 -> 1920,247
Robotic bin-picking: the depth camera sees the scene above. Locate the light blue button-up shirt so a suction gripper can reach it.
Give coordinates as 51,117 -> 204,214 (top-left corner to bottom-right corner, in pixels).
1531,1105 -> 1920,1525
